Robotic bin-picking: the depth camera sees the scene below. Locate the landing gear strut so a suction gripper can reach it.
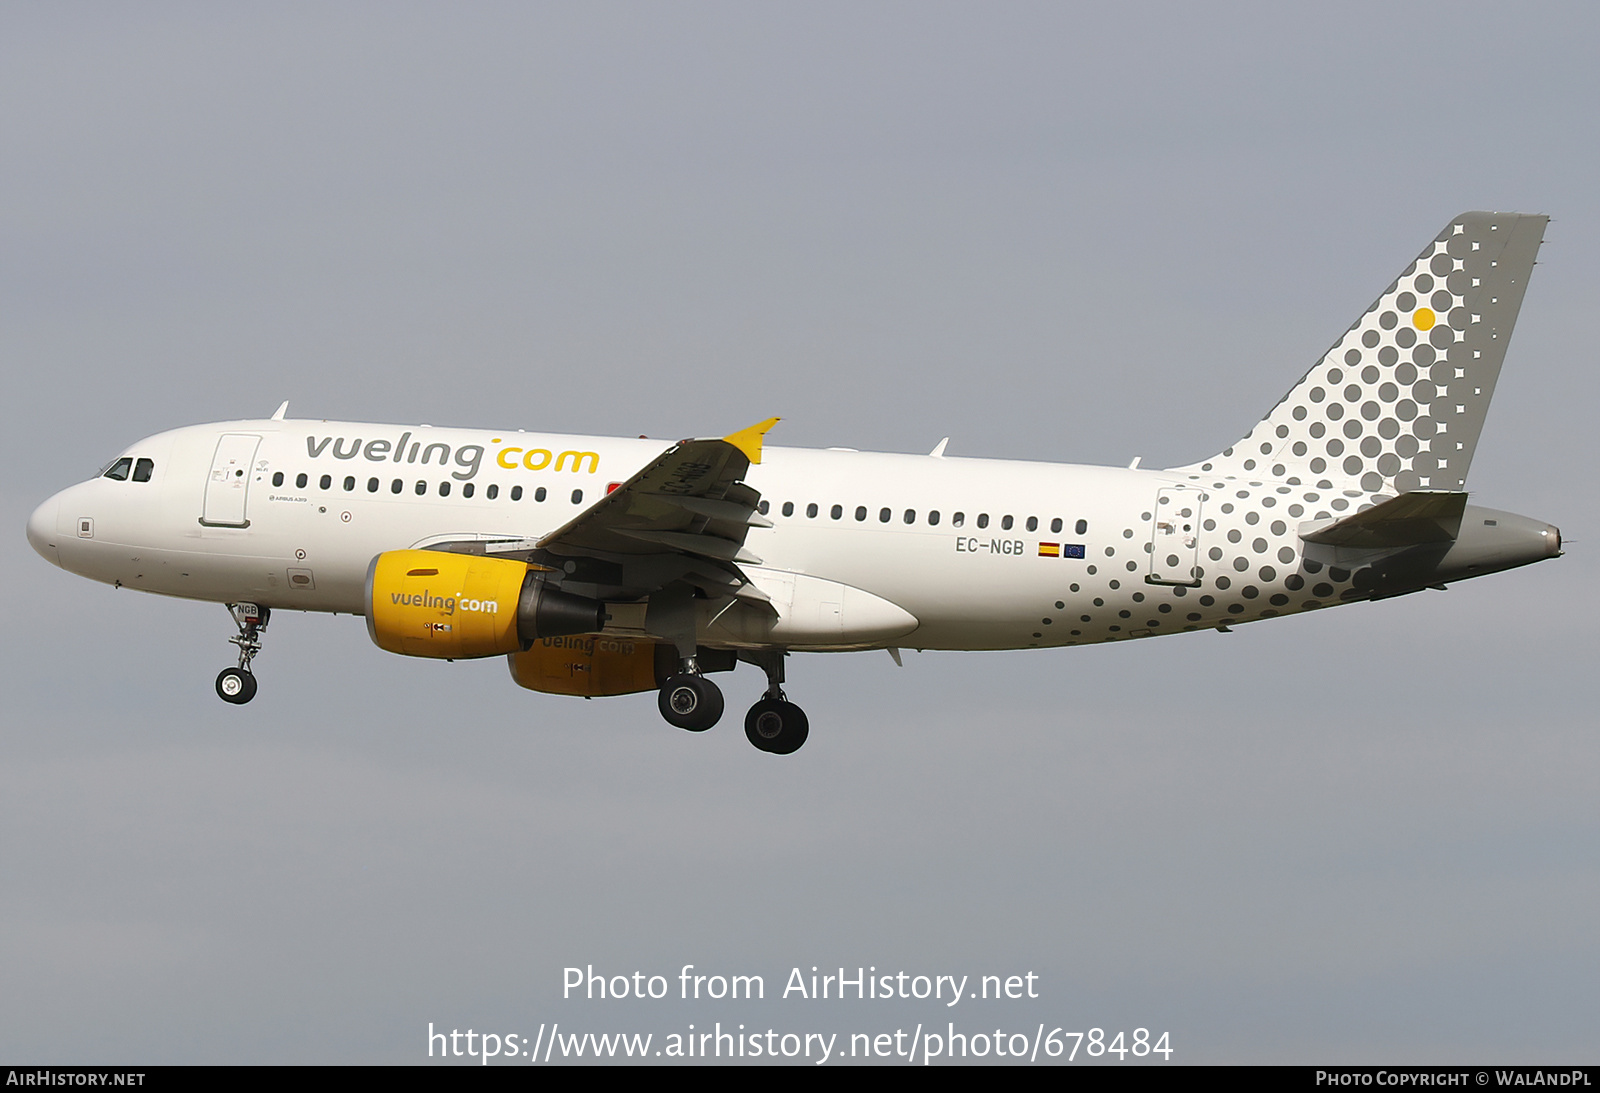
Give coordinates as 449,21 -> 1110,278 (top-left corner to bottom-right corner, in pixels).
742,651 -> 808,754
658,656 -> 724,731
216,602 -> 268,705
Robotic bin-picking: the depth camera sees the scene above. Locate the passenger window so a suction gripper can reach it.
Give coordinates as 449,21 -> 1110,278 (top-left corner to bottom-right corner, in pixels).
977,514 -> 990,529
488,484 -> 500,499
272,471 -> 285,487
133,458 -> 154,482
806,503 -> 818,518
102,457 -> 132,481
953,512 -> 965,527
414,480 -> 426,495
296,473 -> 308,489
928,511 -> 940,526
344,476 -> 355,491
535,487 -> 547,502
1026,516 -> 1037,532
1076,519 -> 1088,535
462,483 -> 475,498
903,509 -> 915,524
320,474 -> 331,490
368,478 -> 379,493
879,508 -> 891,523
1001,515 -> 1014,530
1051,517 -> 1062,533
782,502 -> 795,517
571,489 -> 583,504
510,486 -> 522,501
391,479 -> 403,494
831,504 -> 842,520
759,500 -> 771,515
439,482 -> 451,497
855,506 -> 867,521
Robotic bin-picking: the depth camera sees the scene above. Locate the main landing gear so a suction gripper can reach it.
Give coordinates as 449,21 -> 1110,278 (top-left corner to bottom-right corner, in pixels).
216,602 -> 268,705
658,659 -> 725,732
653,651 -> 810,753
744,698 -> 808,755
743,652 -> 808,755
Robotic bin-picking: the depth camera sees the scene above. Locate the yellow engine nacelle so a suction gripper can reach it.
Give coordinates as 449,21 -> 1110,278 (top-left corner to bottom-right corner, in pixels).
365,550 -> 603,660
507,635 -> 672,697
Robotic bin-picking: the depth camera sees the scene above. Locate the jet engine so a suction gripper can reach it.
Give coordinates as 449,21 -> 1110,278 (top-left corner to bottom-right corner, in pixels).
507,636 -> 675,697
365,549 -> 603,659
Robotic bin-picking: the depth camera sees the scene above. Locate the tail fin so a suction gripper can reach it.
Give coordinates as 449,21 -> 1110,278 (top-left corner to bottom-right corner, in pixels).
1174,212 -> 1547,493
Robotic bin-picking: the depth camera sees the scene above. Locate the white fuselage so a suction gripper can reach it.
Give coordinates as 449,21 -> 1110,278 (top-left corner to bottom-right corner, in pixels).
27,417 -> 1411,654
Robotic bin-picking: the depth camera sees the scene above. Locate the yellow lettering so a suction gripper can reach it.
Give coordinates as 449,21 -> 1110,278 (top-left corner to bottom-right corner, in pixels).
523,448 -> 553,471
555,450 -> 599,474
497,448 -> 522,469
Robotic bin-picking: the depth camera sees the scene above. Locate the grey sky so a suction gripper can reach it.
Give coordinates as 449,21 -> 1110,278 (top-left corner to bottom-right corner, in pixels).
3,2 -> 1597,1063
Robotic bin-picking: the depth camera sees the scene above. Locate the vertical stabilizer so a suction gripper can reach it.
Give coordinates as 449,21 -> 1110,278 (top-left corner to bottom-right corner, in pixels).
1174,212 -> 1547,492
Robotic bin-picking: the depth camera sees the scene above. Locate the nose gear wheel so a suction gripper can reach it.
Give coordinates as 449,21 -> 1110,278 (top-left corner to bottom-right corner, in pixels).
216,667 -> 257,704
216,602 -> 269,705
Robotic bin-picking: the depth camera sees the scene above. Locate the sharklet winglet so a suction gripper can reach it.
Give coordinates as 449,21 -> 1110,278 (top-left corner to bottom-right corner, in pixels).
722,417 -> 781,464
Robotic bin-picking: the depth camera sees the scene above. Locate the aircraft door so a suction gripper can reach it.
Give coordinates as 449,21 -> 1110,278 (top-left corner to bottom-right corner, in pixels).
1147,484 -> 1203,586
200,433 -> 262,528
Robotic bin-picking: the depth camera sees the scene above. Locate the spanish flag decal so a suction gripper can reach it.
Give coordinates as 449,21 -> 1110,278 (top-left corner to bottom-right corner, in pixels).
1038,542 -> 1061,557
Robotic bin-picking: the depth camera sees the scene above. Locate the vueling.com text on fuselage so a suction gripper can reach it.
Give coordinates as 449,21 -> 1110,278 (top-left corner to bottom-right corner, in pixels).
304,432 -> 600,482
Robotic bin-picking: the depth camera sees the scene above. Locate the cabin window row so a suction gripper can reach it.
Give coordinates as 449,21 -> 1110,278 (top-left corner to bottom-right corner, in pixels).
756,500 -> 1088,535
270,471 -> 584,505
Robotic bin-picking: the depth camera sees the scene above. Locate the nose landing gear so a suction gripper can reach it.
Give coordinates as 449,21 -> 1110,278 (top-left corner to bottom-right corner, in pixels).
216,666 -> 257,704
216,602 -> 268,705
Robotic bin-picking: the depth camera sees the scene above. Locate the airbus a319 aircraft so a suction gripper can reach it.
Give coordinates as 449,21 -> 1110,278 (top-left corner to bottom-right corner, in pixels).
27,212 -> 1561,754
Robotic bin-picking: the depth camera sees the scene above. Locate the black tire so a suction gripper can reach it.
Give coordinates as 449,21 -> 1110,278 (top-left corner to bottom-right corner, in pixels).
658,674 -> 723,731
744,698 -> 809,754
216,667 -> 257,705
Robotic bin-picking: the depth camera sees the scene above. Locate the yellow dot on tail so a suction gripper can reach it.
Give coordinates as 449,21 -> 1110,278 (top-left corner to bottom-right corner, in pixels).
1413,307 -> 1436,330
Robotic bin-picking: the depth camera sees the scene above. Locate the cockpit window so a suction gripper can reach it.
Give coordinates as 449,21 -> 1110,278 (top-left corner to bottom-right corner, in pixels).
102,457 -> 132,481
132,458 -> 155,482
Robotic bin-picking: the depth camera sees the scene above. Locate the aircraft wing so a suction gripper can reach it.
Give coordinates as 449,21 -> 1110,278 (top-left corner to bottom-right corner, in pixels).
530,418 -> 779,599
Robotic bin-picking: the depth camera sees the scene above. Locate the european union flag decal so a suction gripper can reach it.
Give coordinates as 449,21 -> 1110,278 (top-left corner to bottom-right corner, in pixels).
1063,544 -> 1086,559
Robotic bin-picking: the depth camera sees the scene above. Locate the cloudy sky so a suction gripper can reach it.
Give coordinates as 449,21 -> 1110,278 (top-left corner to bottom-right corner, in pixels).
4,2 -> 1597,1064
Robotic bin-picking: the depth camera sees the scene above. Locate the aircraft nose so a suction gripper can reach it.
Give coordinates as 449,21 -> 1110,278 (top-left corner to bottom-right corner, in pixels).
27,495 -> 60,566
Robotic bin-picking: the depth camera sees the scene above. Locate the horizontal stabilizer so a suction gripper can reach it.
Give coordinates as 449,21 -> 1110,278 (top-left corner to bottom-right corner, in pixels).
1299,490 -> 1467,548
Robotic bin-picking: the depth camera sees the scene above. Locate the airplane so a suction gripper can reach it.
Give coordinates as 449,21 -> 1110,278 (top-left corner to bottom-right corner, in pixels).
26,212 -> 1562,755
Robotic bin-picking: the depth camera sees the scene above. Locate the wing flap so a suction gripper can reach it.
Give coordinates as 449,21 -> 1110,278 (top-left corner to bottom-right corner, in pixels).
614,527 -> 762,564
530,419 -> 778,600
640,492 -> 773,527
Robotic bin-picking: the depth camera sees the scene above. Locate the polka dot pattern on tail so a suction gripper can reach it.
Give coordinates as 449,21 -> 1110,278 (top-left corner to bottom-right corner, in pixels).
1173,213 -> 1548,495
